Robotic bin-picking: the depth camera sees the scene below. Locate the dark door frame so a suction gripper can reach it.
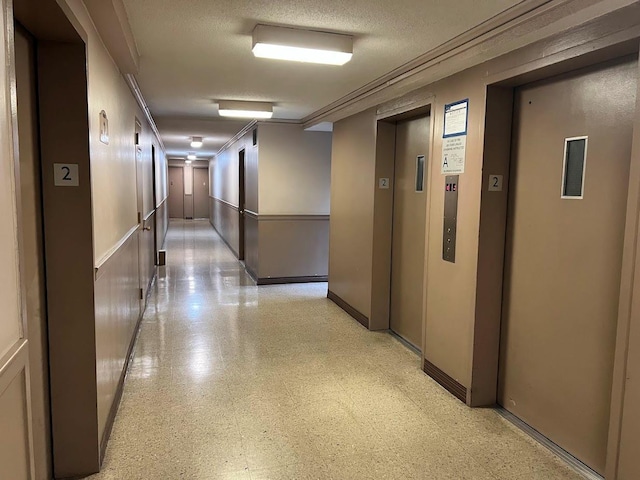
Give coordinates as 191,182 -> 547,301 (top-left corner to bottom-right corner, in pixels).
238,148 -> 246,260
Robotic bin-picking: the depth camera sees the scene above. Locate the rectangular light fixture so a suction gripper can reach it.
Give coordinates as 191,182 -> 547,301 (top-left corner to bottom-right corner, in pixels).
187,153 -> 196,160
218,100 -> 273,119
190,136 -> 203,148
252,24 -> 353,66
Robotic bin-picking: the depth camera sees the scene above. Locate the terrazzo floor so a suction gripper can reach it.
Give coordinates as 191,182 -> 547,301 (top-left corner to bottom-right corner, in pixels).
88,219 -> 586,480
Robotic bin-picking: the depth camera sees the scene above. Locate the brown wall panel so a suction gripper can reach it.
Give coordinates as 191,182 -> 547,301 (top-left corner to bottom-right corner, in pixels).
258,218 -> 329,280
94,231 -> 141,445
244,214 -> 259,277
212,198 -> 240,256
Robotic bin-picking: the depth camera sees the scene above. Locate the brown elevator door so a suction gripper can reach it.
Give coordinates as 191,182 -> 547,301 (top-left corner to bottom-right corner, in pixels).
499,58 -> 637,474
390,115 -> 430,350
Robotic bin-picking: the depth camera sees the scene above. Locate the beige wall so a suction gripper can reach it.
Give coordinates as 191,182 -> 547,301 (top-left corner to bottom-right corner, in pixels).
328,109 -> 376,318
63,1 -> 164,265
258,124 -> 331,215
210,131 -> 253,208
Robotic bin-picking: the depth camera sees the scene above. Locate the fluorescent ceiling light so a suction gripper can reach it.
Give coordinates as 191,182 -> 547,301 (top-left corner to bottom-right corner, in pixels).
190,136 -> 203,148
218,100 -> 273,119
185,160 -> 192,164
252,24 -> 353,66
187,153 -> 196,160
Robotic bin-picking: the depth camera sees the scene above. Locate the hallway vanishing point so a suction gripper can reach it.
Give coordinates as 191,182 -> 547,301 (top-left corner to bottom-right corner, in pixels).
90,220 -> 585,480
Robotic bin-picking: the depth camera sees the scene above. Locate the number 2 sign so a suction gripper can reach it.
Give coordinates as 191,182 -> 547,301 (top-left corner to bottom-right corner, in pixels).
54,163 -> 79,187
488,174 -> 503,192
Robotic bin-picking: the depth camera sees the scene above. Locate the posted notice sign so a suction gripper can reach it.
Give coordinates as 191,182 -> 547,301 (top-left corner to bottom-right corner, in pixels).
442,99 -> 468,174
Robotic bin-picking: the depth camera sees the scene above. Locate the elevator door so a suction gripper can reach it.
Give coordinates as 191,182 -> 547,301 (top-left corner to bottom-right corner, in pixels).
193,167 -> 209,219
499,58 -> 637,474
168,166 -> 184,218
390,115 -> 429,350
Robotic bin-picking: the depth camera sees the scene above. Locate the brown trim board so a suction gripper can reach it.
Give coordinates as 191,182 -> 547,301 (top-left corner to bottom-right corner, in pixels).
423,358 -> 468,403
327,290 -> 369,329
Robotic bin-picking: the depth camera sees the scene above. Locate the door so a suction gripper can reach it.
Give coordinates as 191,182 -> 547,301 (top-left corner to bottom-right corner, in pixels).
238,149 -> 246,260
151,145 -> 158,260
0,23 -> 41,480
193,167 -> 209,219
168,166 -> 184,218
390,115 -> 430,350
498,57 -> 637,474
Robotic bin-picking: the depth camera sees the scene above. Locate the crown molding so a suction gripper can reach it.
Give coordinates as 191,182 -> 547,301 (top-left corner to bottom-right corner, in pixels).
302,0 -> 636,128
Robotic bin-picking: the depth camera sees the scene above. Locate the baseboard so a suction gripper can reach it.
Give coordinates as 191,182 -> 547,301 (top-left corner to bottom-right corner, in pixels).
257,275 -> 328,285
327,289 -> 369,329
243,263 -> 259,284
99,271 -> 156,463
423,358 -> 468,403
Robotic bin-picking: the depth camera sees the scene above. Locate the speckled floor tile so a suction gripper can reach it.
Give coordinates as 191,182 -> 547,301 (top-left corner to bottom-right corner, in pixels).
86,220 -> 587,480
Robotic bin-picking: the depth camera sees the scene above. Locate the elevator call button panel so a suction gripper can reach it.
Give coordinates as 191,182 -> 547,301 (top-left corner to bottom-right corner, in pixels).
443,175 -> 459,263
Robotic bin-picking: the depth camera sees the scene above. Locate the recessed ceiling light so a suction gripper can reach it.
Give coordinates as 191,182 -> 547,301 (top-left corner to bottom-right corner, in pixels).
190,136 -> 203,148
218,100 -> 273,119
185,160 -> 192,164
252,24 -> 353,66
187,153 -> 196,160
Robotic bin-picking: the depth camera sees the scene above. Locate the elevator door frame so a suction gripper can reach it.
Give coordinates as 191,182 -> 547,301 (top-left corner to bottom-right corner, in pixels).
370,102 -> 434,344
467,48 -> 640,480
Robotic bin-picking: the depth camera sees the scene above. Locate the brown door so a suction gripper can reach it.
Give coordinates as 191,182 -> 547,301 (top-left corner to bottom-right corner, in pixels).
168,166 -> 184,218
193,167 -> 209,219
390,115 -> 430,350
499,57 -> 637,474
238,149 -> 246,260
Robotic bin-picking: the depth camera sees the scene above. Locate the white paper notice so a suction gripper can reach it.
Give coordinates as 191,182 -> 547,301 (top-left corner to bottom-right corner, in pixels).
441,136 -> 467,174
444,100 -> 468,137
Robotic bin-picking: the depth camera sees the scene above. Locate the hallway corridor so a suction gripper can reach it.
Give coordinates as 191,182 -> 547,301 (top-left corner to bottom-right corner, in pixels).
89,220 -> 584,480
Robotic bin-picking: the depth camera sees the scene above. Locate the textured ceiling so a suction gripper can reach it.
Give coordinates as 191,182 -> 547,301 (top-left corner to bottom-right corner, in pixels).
123,0 -> 522,156
155,117 -> 249,159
